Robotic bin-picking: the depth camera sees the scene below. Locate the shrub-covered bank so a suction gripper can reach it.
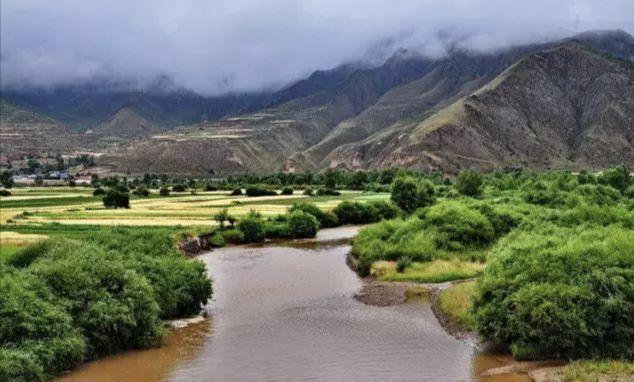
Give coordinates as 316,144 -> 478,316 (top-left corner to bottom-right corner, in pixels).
0,228 -> 212,382
350,166 -> 634,363
200,199 -> 402,249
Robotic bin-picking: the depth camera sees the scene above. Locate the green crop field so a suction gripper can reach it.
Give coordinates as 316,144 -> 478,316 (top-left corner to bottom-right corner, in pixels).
0,187 -> 389,244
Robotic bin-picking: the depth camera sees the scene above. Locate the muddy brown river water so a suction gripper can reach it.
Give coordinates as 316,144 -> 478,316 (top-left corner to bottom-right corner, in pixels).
57,227 -> 531,382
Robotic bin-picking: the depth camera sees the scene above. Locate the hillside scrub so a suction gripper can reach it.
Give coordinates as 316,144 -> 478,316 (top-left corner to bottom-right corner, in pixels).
0,228 -> 212,381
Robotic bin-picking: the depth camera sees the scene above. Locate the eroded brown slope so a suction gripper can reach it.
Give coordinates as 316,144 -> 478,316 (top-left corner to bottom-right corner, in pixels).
324,43 -> 634,173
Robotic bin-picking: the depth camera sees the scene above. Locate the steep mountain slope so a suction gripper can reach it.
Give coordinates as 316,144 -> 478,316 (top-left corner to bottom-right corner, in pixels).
289,30 -> 634,172
324,43 -> 634,172
90,107 -> 160,137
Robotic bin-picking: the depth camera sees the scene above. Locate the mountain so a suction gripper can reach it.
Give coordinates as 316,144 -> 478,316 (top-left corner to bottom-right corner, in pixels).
1,30 -> 632,174
322,42 -> 634,172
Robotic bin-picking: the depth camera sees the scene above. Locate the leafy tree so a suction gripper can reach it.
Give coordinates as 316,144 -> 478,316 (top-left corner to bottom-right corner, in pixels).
348,171 -> 369,190
0,171 -> 13,189
103,189 -> 130,209
455,169 -> 484,197
390,177 -> 435,213
159,186 -> 170,197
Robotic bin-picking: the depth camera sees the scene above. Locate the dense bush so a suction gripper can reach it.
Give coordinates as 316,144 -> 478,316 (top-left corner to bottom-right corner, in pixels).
424,201 -> 495,245
159,186 -> 170,196
289,203 -> 338,228
455,170 -> 484,197
221,229 -> 245,244
171,184 -> 187,192
237,215 -> 266,242
369,200 -> 401,220
286,210 -> 319,238
0,228 -> 213,381
231,188 -> 243,196
390,177 -> 435,213
333,201 -> 379,225
598,165 -> 631,193
132,186 -> 150,197
245,186 -> 277,197
102,189 -> 130,209
203,183 -> 218,191
473,225 -> 634,360
92,188 -> 106,196
281,187 -> 294,195
302,188 -> 315,196
315,188 -> 341,196
28,241 -> 164,357
0,272 -> 85,382
0,189 -> 11,196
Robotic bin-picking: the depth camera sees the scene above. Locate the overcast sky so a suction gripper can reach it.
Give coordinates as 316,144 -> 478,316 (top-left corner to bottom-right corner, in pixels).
1,0 -> 633,95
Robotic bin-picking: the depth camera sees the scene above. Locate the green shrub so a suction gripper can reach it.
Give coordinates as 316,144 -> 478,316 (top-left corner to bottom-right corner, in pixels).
222,229 -> 245,244
333,201 -> 379,225
210,231 -> 226,247
303,188 -> 315,196
231,188 -> 243,196
132,186 -> 150,197
455,170 -> 484,197
396,256 -> 412,273
171,184 -> 187,192
598,165 -> 631,193
286,210 -> 319,239
473,225 -> 634,359
0,272 -> 85,381
575,184 -> 620,205
92,188 -> 105,196
28,241 -> 164,357
315,188 -> 340,196
0,189 -> 10,196
625,184 -> 634,198
237,216 -> 265,242
289,203 -> 339,228
369,200 -> 401,220
102,189 -> 130,209
281,187 -> 294,195
159,186 -> 170,196
390,177 -> 435,213
245,186 -> 277,197
264,222 -> 290,239
425,201 -> 495,245
203,183 -> 218,191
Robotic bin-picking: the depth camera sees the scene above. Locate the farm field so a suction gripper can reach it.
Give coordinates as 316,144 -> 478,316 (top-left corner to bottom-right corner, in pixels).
0,187 -> 388,250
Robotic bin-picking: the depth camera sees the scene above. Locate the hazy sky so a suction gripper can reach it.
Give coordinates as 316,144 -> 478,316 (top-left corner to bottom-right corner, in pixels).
1,0 -> 633,94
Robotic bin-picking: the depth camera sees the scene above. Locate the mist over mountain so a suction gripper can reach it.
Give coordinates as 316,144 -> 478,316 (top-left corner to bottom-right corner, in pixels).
2,0 -> 633,95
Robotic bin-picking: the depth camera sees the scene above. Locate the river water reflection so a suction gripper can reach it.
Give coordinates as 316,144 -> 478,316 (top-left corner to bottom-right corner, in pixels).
57,227 -> 530,382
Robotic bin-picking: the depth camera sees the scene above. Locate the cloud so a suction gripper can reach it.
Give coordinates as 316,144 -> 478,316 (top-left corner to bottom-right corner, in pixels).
1,0 -> 633,95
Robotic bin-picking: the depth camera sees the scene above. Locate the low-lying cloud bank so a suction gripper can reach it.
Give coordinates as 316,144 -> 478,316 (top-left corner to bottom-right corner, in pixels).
1,0 -> 633,94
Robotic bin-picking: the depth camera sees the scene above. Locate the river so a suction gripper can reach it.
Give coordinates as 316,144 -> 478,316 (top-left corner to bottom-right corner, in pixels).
57,227 -> 530,382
